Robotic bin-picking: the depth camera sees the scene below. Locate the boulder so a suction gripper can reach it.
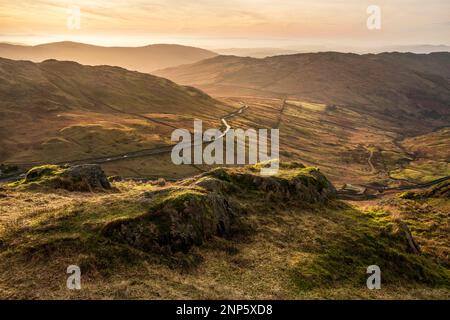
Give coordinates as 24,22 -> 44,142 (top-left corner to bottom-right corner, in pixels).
103,190 -> 242,253
17,164 -> 111,192
63,164 -> 111,190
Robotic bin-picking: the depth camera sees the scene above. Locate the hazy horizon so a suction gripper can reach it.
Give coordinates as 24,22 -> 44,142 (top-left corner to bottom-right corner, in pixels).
1,0 -> 449,52
1,40 -> 450,56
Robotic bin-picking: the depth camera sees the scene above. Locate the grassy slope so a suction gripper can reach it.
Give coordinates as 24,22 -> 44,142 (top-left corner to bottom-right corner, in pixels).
1,55 -> 448,184
216,97 -> 449,188
390,128 -> 450,183
0,58 -> 232,170
0,57 -> 224,116
155,52 -> 450,122
0,163 -> 448,299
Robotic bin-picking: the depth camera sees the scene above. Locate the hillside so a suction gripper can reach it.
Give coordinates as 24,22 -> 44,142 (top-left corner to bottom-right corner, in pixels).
0,58 -> 231,168
155,52 -> 450,121
0,162 -> 448,299
1,54 -> 448,187
0,42 -> 217,72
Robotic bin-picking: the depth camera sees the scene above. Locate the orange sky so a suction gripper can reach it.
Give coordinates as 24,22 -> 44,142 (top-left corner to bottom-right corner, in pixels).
0,0 -> 449,49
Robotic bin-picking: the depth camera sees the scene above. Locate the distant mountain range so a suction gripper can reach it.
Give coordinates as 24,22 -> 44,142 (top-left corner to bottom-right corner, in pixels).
0,41 -> 217,72
215,44 -> 450,58
215,48 -> 302,58
1,41 -> 448,70
377,44 -> 450,54
155,52 -> 450,120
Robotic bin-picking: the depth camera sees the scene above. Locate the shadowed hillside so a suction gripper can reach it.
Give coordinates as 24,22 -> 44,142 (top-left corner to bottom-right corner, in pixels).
155,52 -> 450,121
0,41 -> 217,72
0,58 -> 232,167
0,57 -> 218,114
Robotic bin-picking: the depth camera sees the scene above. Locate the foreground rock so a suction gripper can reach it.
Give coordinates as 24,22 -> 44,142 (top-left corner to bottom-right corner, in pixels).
103,162 -> 336,253
11,164 -> 111,192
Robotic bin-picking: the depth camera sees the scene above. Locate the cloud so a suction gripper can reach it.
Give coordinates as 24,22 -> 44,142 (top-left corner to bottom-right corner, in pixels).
0,0 -> 448,46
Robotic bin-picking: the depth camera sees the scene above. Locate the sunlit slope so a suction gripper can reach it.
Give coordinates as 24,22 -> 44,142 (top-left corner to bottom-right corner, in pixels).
0,58 -> 231,165
155,52 -> 450,121
219,97 -> 450,188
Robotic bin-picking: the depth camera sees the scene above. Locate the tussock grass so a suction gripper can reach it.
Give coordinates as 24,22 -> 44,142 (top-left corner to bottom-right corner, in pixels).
0,163 -> 448,299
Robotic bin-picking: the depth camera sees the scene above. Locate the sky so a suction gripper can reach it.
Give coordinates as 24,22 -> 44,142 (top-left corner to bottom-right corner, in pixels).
0,0 -> 449,50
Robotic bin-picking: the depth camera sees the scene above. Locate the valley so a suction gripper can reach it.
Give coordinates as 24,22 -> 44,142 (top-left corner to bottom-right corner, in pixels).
0,48 -> 448,300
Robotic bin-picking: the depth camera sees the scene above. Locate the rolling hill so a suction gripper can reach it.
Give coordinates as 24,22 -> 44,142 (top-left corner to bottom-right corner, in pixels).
0,41 -> 217,72
0,57 -> 231,167
155,52 -> 450,121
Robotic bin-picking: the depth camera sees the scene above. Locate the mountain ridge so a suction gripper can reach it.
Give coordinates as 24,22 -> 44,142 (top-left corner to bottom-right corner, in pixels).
0,41 -> 218,72
155,51 -> 450,122
0,57 -> 230,165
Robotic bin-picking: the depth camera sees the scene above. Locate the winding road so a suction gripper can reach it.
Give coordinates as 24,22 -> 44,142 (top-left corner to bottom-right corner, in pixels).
364,146 -> 376,174
0,104 -> 248,183
2,99 -> 447,201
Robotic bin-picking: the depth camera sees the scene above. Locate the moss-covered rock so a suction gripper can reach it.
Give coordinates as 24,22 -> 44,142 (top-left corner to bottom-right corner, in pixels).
102,162 -> 336,253
24,164 -> 64,183
206,163 -> 336,203
103,189 -> 242,253
10,164 -> 111,192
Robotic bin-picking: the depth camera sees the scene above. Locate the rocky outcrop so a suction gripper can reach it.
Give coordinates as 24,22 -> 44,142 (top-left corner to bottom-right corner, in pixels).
15,164 -> 111,192
62,165 -> 111,190
102,162 -> 336,253
213,168 -> 336,203
103,190 -> 241,253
